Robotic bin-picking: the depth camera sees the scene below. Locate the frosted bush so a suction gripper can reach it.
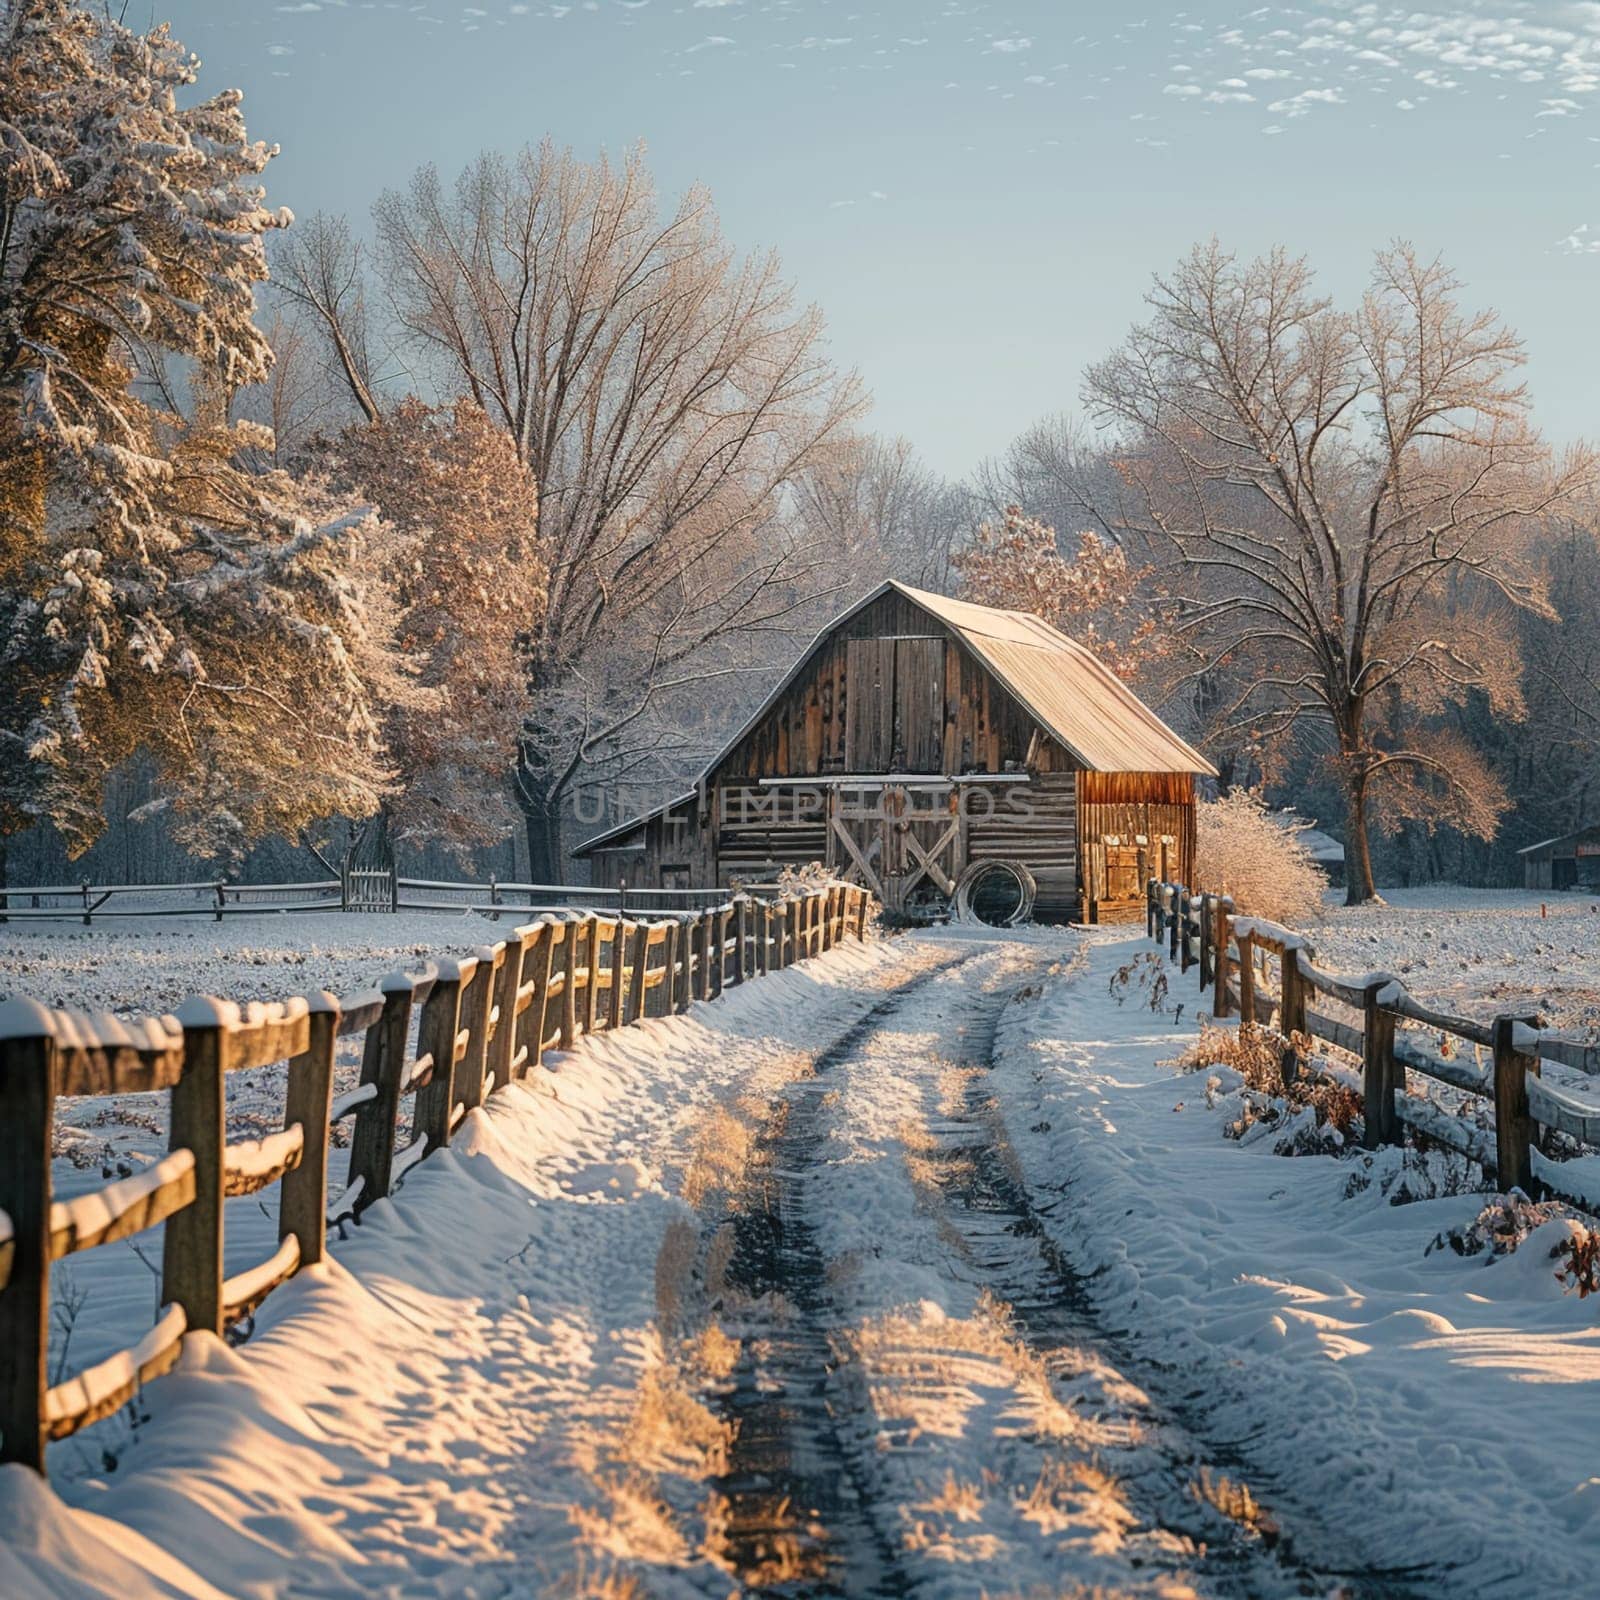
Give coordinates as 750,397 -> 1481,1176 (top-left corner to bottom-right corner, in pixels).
1195,791 -> 1325,925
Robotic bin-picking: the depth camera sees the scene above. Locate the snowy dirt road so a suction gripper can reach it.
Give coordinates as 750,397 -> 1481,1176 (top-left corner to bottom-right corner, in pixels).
5,925 -> 1591,1598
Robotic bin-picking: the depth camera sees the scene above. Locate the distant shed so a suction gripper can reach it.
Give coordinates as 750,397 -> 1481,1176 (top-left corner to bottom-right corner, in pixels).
1518,824 -> 1600,890
572,580 -> 1216,922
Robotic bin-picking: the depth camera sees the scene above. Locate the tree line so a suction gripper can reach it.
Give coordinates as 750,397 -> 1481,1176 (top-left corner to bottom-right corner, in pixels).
3,1 -> 1595,904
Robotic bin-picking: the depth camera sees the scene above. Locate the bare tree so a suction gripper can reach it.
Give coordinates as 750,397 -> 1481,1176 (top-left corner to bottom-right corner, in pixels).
292,141 -> 862,875
273,213 -> 385,426
1085,241 -> 1597,904
793,434 -> 971,590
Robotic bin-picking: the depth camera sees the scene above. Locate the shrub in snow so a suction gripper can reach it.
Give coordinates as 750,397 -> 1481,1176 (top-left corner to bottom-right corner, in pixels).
1107,951 -> 1171,1015
1195,791 -> 1326,925
1426,1190 -> 1569,1262
1555,1227 -> 1600,1298
1177,1022 -> 1360,1154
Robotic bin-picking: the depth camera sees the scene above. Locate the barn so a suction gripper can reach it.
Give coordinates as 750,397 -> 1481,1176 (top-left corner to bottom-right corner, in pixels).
572,581 -> 1216,922
1518,824 -> 1600,890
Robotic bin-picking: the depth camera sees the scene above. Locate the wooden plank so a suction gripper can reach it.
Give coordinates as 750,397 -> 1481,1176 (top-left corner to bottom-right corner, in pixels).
623,922 -> 650,1023
1493,1015 -> 1539,1195
1382,989 -> 1495,1049
222,1125 -> 304,1196
163,1000 -> 230,1339
412,969 -> 468,1155
346,981 -> 415,1217
0,1002 -> 54,1468
281,1000 -> 337,1267
222,1235 -> 301,1324
456,952 -> 500,1117
44,1303 -> 187,1442
894,637 -> 945,771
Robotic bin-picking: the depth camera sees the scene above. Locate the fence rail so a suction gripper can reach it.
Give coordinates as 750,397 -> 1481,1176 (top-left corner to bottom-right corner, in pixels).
0,882 -> 874,1474
0,873 -> 794,923
1146,878 -> 1600,1216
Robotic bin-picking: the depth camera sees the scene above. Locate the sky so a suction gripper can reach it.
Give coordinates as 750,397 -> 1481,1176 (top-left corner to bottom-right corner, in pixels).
162,0 -> 1600,478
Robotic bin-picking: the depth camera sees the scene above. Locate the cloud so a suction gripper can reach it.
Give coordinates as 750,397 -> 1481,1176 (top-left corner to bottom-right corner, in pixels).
990,36 -> 1031,54
1557,222 -> 1600,252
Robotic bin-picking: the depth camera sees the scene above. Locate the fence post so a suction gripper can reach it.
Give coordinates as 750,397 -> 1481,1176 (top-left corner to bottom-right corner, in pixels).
456,950 -> 500,1117
1197,894 -> 1212,991
347,976 -> 415,1214
584,919 -> 602,1036
165,998 -> 232,1338
559,918 -> 580,1048
694,911 -> 713,1001
675,921 -> 694,1004
213,880 -> 226,923
734,898 -> 749,984
607,922 -> 628,1030
1492,1015 -> 1541,1196
854,888 -> 869,940
281,994 -> 338,1267
413,966 -> 468,1154
521,921 -> 558,1074
623,922 -> 649,1024
1361,980 -> 1398,1149
1213,897 -> 1234,1019
486,931 -> 529,1091
1167,886 -> 1180,962
1146,878 -> 1157,940
81,878 -> 91,927
1236,930 -> 1255,1026
1178,891 -> 1193,974
0,999 -> 56,1470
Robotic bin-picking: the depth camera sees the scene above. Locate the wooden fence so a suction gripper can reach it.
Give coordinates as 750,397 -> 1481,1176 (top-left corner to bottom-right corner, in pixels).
0,875 -> 767,923
1147,879 -> 1600,1216
0,883 -> 874,1473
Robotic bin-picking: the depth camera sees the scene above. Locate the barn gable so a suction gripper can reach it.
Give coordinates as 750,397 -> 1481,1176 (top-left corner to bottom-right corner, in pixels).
573,581 -> 1213,922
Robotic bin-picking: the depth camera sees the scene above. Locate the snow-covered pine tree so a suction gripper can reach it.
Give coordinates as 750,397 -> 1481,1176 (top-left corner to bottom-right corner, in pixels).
0,0 -> 413,869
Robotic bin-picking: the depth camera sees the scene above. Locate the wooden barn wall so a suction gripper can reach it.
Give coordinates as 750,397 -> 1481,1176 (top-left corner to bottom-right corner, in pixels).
714,784 -> 829,880
1076,770 -> 1197,900
584,798 -> 714,891
965,770 -> 1078,919
713,591 -> 1038,782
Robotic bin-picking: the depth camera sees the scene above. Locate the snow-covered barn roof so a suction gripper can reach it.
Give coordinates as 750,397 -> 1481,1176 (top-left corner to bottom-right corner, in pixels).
1517,823 -> 1600,857
572,580 -> 1214,859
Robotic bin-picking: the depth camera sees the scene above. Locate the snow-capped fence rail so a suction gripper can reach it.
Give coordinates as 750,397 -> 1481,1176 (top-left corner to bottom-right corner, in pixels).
0,873 -> 778,923
1146,879 -> 1600,1215
0,882 -> 874,1474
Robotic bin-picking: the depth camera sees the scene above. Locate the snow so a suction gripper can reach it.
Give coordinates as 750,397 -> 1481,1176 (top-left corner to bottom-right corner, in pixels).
1307,885 -> 1600,1033
43,1305 -> 187,1430
7,891 -> 1600,1595
992,927 -> 1600,1594
0,909 -> 509,1018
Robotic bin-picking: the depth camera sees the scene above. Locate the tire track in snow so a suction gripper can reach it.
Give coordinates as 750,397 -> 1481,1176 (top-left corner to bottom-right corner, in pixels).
916,950 -> 1449,1599
689,939 -> 1447,1596
710,974 -> 962,1595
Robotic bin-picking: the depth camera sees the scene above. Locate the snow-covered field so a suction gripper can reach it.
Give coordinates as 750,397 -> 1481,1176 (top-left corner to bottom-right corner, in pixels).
5,896 -> 1599,1597
0,907 -> 510,1017
1308,886 -> 1600,1032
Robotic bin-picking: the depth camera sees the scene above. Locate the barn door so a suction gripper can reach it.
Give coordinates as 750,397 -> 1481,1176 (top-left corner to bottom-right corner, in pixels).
844,640 -> 895,770
828,784 -> 960,914
845,636 -> 946,772
828,785 -> 888,898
